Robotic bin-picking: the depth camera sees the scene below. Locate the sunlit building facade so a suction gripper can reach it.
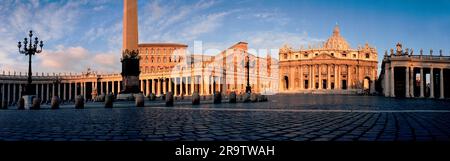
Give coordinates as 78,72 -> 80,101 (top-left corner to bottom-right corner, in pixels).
278,25 -> 378,94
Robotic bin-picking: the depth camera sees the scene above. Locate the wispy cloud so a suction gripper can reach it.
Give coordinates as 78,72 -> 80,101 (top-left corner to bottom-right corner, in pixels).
139,0 -> 224,42
38,45 -> 119,73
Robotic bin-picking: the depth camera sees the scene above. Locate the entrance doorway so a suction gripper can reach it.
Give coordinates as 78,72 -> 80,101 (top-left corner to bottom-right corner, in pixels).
342,80 -> 347,90
284,76 -> 289,90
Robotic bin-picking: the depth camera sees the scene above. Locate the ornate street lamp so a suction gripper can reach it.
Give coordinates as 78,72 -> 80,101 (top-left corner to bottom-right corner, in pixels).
18,30 -> 44,96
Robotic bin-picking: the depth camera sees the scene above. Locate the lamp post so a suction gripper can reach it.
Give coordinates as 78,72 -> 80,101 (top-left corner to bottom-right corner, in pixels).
245,51 -> 252,93
18,30 -> 43,95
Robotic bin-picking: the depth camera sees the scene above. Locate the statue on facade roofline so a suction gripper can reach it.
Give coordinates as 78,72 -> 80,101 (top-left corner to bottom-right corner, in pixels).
395,43 -> 402,55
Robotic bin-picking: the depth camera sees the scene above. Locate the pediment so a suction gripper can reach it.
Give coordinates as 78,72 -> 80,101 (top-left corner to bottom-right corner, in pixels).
312,53 -> 336,60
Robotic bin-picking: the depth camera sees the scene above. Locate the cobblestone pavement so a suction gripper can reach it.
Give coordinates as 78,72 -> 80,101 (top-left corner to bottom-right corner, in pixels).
0,94 -> 449,141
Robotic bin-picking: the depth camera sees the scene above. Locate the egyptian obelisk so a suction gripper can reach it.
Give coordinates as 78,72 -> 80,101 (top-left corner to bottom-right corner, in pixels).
118,0 -> 141,99
123,0 -> 138,52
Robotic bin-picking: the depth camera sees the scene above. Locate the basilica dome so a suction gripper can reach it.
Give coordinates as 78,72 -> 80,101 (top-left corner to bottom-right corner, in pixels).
323,25 -> 351,50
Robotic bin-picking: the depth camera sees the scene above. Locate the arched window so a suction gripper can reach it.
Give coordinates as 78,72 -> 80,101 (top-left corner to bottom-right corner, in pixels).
365,53 -> 370,59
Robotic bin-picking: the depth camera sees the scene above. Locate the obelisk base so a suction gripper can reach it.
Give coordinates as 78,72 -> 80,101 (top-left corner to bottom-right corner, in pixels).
117,75 -> 141,101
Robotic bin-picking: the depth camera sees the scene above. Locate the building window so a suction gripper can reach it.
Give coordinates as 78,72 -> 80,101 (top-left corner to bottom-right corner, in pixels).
284,54 -> 287,59
331,53 -> 334,56
365,53 -> 370,59
295,55 -> 298,59
315,53 -> 318,56
304,54 -> 308,57
342,54 -> 347,57
353,54 -> 356,58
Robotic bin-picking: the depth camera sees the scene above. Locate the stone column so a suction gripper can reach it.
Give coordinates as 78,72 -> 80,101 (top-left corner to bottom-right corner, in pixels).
69,83 -> 72,100
163,78 -> 167,94
440,68 -> 444,99
311,65 -> 315,89
370,68 -> 376,94
327,65 -> 331,89
184,77 -> 188,95
41,84 -> 44,100
216,76 -> 220,93
299,65 -> 303,90
44,84 -> 50,100
420,68 -> 424,98
334,65 -> 338,90
318,65 -> 322,90
384,64 -> 390,96
308,65 -> 312,89
59,83 -> 63,98
174,78 -> 178,96
390,66 -> 395,97
200,75 -> 204,95
100,81 -> 104,94
169,78 -> 172,93
62,83 -> 67,100
52,83 -> 55,98
288,67 -> 296,91
191,76 -> 195,94
106,81 -> 110,94
112,81 -> 116,94
406,66 -> 410,98
337,65 -> 340,89
348,65 -> 352,90
410,67 -> 414,98
83,82 -> 87,100
207,76 -> 211,94
7,83 -> 10,103
75,82 -> 78,96
430,68 -> 434,98
118,81 -> 121,92
12,83 -> 16,103
152,79 -> 156,94
146,79 -> 150,96
1,84 -> 5,103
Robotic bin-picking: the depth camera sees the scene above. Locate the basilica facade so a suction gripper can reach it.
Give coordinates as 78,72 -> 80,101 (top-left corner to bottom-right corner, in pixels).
278,25 -> 378,94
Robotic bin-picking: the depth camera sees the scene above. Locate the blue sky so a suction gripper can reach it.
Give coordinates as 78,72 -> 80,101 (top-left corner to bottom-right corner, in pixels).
0,0 -> 449,73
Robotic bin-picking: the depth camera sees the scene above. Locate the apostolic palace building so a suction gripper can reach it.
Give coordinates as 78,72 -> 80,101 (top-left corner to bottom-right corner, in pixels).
278,25 -> 378,94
